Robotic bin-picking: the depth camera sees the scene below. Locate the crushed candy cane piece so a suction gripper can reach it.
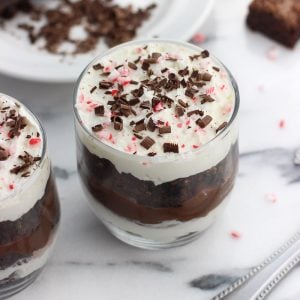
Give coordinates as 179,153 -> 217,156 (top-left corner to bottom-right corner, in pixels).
230,231 -> 242,240
265,193 -> 277,203
278,119 -> 286,129
267,46 -> 279,61
192,33 -> 206,44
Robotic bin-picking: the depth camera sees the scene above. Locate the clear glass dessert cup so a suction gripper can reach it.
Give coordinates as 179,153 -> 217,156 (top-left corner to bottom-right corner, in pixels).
74,39 -> 240,250
0,97 -> 60,298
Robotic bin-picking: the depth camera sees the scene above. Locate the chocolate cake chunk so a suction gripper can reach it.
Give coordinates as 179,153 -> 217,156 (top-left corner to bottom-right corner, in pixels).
0,0 -> 31,19
247,0 -> 300,48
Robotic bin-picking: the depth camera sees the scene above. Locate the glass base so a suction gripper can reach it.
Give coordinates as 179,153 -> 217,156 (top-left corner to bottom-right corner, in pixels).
0,269 -> 42,300
104,222 -> 205,250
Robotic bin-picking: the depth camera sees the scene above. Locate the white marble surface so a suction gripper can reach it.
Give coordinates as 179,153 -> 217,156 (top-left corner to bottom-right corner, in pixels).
1,0 -> 300,299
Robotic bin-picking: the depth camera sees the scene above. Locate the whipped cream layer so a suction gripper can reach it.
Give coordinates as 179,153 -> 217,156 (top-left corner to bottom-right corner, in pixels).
0,93 -> 50,222
76,41 -> 238,184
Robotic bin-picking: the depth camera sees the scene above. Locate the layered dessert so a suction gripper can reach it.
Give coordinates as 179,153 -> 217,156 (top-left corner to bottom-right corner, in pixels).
75,40 -> 239,248
0,94 -> 60,297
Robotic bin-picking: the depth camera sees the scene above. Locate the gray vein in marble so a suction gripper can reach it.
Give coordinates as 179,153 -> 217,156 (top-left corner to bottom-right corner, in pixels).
240,148 -> 300,184
53,166 -> 76,180
126,261 -> 173,273
56,260 -> 173,273
189,273 -> 239,291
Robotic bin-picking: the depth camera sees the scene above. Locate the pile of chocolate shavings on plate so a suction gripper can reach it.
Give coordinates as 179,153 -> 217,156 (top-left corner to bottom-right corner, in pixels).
90,50 -> 229,156
0,0 -> 156,55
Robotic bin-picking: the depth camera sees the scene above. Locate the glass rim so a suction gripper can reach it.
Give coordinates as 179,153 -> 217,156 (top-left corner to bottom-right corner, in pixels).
0,93 -> 47,202
73,39 -> 240,162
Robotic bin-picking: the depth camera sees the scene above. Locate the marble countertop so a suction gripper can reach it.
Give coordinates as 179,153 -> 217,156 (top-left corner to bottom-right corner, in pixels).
1,0 -> 300,299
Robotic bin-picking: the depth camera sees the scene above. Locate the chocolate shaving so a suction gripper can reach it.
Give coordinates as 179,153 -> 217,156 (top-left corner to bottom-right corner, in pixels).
129,98 -> 140,106
146,112 -> 153,118
134,133 -> 143,140
201,73 -> 212,82
134,56 -> 141,64
140,101 -> 151,110
0,147 -> 9,161
201,50 -> 210,58
140,136 -> 155,149
151,52 -> 161,60
216,121 -> 228,133
148,152 -> 157,157
90,86 -> 97,94
189,54 -> 201,61
159,126 -> 171,134
187,110 -> 204,117
161,68 -> 168,73
147,118 -> 156,132
178,99 -> 188,108
185,87 -> 198,98
128,62 -> 137,70
178,67 -> 189,77
94,105 -> 105,116
201,94 -> 215,104
131,86 -> 144,98
175,105 -> 185,117
92,124 -> 104,132
10,151 -> 40,176
142,62 -> 150,70
134,119 -> 146,132
8,116 -> 27,138
196,115 -> 212,128
93,63 -> 104,70
163,143 -> 179,153
113,116 -> 123,131
213,66 -> 220,72
99,81 -> 114,89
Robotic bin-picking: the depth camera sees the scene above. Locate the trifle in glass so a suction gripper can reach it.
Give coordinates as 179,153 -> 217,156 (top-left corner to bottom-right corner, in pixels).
74,40 -> 239,249
0,93 -> 60,298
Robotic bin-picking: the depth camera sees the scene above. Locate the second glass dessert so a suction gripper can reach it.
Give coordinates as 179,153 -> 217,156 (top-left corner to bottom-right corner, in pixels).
74,40 -> 239,249
0,93 -> 60,298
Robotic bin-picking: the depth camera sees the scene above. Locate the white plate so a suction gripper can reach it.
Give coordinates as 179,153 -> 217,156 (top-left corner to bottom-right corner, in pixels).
0,0 -> 214,82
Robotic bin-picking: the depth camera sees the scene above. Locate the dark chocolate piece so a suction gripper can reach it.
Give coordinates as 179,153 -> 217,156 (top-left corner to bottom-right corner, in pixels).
92,124 -> 103,132
140,136 -> 155,149
163,143 -> 179,153
216,121 -> 228,133
159,126 -> 171,134
196,115 -> 213,128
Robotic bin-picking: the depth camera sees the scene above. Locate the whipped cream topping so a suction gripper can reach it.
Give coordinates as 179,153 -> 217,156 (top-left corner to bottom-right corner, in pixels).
0,94 -> 44,199
76,41 -> 235,157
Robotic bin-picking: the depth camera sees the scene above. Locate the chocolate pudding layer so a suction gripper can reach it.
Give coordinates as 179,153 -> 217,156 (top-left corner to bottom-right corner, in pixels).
78,138 -> 238,224
0,173 -> 60,271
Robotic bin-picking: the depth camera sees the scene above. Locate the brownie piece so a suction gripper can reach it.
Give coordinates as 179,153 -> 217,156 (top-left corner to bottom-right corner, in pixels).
0,0 -> 31,19
247,0 -> 300,48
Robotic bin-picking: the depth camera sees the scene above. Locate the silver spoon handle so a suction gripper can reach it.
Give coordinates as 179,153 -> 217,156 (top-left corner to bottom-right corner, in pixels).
213,232 -> 300,300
